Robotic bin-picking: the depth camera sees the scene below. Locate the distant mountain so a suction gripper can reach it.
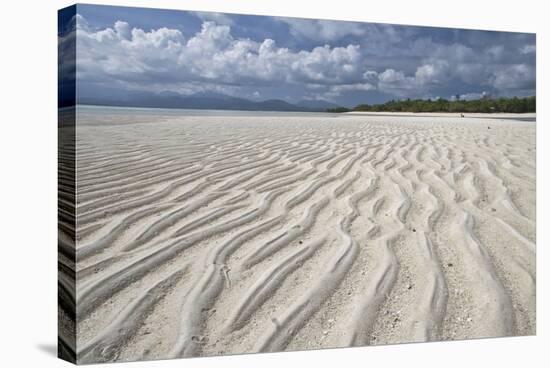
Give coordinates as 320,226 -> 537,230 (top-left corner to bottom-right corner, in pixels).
79,91 -> 342,112
296,99 -> 340,110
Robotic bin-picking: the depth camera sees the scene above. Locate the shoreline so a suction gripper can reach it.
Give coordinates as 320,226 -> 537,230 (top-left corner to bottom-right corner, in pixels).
344,111 -> 536,121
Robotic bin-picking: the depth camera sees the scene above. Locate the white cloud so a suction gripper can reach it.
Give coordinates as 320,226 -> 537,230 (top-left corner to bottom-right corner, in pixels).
375,69 -> 416,96
378,69 -> 413,90
114,21 -> 131,40
491,64 -> 535,90
66,14 -> 536,102
322,82 -> 376,98
74,13 -> 89,31
375,61 -> 450,96
74,16 -> 367,95
278,18 -> 367,42
192,11 -> 235,26
362,70 -> 378,83
414,60 -> 450,86
520,44 -> 536,54
306,84 -> 375,101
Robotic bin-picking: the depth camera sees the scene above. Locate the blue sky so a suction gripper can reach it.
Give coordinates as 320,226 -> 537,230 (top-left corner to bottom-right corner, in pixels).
62,4 -> 536,107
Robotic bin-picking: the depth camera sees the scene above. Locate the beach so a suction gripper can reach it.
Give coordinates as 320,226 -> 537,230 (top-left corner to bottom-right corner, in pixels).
64,108 -> 535,363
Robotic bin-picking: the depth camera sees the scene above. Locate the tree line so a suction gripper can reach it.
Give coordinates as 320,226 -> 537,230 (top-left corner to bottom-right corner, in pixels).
327,96 -> 536,113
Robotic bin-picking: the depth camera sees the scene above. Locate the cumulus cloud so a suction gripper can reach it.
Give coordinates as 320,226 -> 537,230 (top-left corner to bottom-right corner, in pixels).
414,60 -> 450,86
362,70 -> 378,82
318,82 -> 376,99
371,55 -> 534,98
66,13 -> 536,104
73,16 -> 366,96
374,60 -> 451,96
377,69 -> 415,94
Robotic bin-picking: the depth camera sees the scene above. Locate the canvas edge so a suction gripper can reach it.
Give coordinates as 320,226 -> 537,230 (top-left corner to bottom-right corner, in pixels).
58,3 -> 78,364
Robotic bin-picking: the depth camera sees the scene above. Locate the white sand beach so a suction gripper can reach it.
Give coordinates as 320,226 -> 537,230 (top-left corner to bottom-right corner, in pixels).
68,110 -> 535,363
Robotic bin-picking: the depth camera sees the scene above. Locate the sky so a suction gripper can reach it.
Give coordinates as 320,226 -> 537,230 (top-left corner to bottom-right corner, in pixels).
59,4 -> 536,107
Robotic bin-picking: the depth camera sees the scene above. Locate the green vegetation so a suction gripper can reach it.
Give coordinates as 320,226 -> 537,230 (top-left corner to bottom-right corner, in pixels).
327,96 -> 536,113
326,107 -> 352,113
353,96 -> 535,113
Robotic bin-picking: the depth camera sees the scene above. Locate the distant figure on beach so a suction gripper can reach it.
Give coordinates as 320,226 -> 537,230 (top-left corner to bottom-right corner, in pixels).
460,113 -> 464,118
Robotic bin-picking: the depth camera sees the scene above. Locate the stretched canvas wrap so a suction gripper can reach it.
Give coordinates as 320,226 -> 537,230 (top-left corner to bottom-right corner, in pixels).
58,3 -> 536,364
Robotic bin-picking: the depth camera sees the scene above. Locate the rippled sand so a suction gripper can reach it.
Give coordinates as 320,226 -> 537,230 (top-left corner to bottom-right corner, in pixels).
58,110 -> 536,363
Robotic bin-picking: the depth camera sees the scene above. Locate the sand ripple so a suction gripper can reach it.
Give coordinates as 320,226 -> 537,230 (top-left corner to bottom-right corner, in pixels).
58,112 -> 536,363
